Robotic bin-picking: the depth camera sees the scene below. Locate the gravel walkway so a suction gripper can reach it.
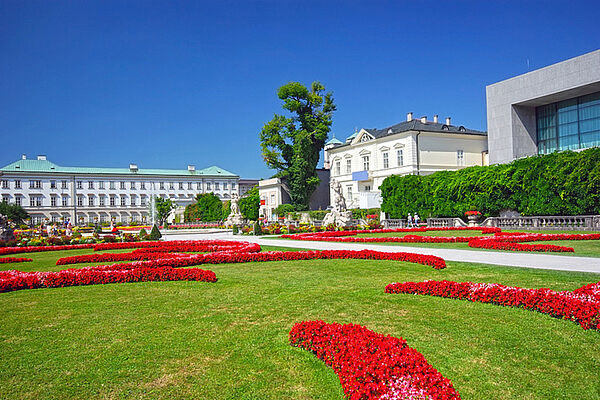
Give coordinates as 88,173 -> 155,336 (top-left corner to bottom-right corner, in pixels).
164,231 -> 600,275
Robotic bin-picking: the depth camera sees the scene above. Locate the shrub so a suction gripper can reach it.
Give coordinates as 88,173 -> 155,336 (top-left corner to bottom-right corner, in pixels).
253,222 -> 262,236
308,210 -> 329,221
232,225 -> 239,234
149,224 -> 162,240
138,228 -> 148,239
380,148 -> 600,218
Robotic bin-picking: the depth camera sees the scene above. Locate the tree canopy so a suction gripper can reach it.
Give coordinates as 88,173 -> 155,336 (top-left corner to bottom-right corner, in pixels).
184,193 -> 223,222
260,81 -> 336,210
0,200 -> 29,225
154,197 -> 176,225
239,186 -> 260,220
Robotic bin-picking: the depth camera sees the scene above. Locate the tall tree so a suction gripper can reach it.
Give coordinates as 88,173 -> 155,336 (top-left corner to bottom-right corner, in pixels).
154,197 -> 176,225
239,186 -> 260,220
260,81 -> 336,210
0,200 -> 29,225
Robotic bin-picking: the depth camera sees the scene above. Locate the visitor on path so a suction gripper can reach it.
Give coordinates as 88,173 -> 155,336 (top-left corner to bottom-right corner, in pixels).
414,213 -> 420,227
407,213 -> 413,228
66,222 -> 72,236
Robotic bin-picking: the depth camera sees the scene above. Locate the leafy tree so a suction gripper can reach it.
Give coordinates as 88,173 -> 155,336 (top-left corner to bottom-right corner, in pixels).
154,197 -> 176,225
260,81 -> 336,210
274,203 -> 295,218
239,186 -> 260,220
184,193 -> 223,222
149,224 -> 162,240
0,200 -> 29,225
222,200 -> 232,220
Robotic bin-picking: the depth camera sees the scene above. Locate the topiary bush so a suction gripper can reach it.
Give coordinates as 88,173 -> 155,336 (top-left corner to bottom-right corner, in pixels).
232,225 -> 239,235
138,228 -> 148,239
149,224 -> 162,240
253,222 -> 262,236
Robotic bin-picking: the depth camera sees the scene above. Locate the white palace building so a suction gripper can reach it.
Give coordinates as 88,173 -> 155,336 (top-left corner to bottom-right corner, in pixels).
0,155 -> 240,225
324,113 -> 488,209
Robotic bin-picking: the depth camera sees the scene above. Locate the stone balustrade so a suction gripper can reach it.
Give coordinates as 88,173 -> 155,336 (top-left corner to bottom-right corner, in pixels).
481,215 -> 600,231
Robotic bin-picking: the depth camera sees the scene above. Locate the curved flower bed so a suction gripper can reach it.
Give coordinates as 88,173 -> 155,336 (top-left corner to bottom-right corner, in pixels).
0,244 -> 95,256
289,320 -> 461,400
385,280 -> 600,330
0,266 -> 216,293
0,257 -> 33,264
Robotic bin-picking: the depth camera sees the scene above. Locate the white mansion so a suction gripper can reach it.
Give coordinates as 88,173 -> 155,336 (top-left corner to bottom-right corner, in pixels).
0,155 -> 240,225
324,113 -> 488,208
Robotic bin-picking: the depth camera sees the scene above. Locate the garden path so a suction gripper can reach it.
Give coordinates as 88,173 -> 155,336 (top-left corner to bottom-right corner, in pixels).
163,231 -> 600,274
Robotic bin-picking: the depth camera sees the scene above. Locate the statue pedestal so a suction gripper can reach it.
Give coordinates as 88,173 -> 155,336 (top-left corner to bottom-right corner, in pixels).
322,209 -> 353,227
225,214 -> 244,227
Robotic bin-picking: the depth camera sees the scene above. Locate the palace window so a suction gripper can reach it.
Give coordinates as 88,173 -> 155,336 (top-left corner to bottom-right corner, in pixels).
77,181 -> 83,189
15,196 -> 22,206
197,182 -> 202,190
362,155 -> 370,171
110,196 -> 116,207
120,196 -> 127,207
140,181 -> 146,190
31,180 -> 42,189
131,181 -> 136,190
215,182 -> 220,190
188,182 -> 193,190
99,181 -> 105,189
120,181 -> 126,190
77,196 -> 84,207
223,182 -> 228,190
457,150 -> 465,166
346,185 -> 353,201
206,182 -> 211,190
50,196 -> 57,207
2,194 -> 10,203
382,152 -> 389,169
99,196 -> 106,207
335,161 -> 341,176
88,195 -> 94,207
30,196 -> 43,207
110,181 -> 116,190
346,159 -> 352,174
160,182 -> 165,190
1,180 -> 8,189
397,149 -> 404,166
15,180 -> 22,189
140,196 -> 147,206
179,182 -> 184,190
50,180 -> 56,189
130,196 -> 136,206
170,182 -> 175,190
88,181 -> 94,189
61,180 -> 67,189
62,196 -> 68,207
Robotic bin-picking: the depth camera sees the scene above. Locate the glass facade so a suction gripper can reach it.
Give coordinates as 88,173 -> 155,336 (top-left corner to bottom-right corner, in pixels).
536,91 -> 600,154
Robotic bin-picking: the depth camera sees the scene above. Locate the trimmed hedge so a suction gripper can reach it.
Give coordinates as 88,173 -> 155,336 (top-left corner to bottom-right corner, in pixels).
380,148 -> 600,218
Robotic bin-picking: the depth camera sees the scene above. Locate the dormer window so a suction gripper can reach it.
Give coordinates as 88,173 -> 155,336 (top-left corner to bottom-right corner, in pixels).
442,125 -> 450,131
360,135 -> 371,142
458,126 -> 466,132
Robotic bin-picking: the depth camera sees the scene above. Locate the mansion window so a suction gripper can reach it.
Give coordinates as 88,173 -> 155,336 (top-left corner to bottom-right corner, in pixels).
231,183 -> 236,190
188,182 -> 193,190
382,152 -> 389,169
346,159 -> 352,174
61,180 -> 67,189
62,196 -> 68,207
120,181 -> 126,190
2,194 -> 9,203
15,196 -> 22,206
140,196 -> 147,206
170,182 -> 175,190
1,180 -> 8,189
88,181 -> 94,189
110,196 -> 116,207
140,181 -> 146,190
88,196 -> 94,207
15,180 -> 22,189
457,150 -> 465,166
77,196 -> 84,207
50,196 -> 57,207
223,182 -> 228,190
31,180 -> 42,189
99,196 -> 106,206
99,181 -> 105,189
346,185 -> 353,201
120,196 -> 127,207
397,149 -> 404,166
160,182 -> 165,190
215,182 -> 220,190
335,161 -> 341,176
197,182 -> 202,190
131,181 -> 136,190
77,181 -> 83,190
110,181 -> 116,190
206,183 -> 211,191
130,196 -> 136,206
362,156 -> 370,171
50,180 -> 56,189
179,182 -> 184,190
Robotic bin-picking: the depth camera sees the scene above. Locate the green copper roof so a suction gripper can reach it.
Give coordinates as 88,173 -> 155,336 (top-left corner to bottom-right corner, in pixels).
0,158 -> 238,177
326,137 -> 343,145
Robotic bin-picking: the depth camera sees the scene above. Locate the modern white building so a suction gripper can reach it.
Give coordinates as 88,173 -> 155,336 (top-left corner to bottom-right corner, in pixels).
0,155 -> 240,225
486,49 -> 600,164
324,113 -> 488,208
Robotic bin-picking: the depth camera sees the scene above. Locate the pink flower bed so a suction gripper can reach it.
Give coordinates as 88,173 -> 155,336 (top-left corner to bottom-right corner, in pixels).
385,280 -> 600,330
289,320 -> 460,400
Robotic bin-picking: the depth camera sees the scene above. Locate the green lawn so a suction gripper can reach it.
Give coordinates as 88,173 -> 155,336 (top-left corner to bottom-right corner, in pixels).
1,247 -> 599,399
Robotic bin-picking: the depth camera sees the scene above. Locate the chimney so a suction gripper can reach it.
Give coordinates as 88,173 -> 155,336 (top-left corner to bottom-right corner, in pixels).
37,155 -> 47,161
446,117 -> 451,125
129,163 -> 138,172
188,165 -> 196,172
420,116 -> 427,123
21,154 -> 27,160
433,115 -> 439,123
407,112 -> 413,122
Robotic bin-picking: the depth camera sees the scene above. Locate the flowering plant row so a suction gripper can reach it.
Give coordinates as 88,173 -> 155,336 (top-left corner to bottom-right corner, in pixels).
0,266 -> 217,293
464,211 -> 481,216
0,257 -> 33,264
0,243 -> 95,256
385,280 -> 600,330
289,320 -> 460,400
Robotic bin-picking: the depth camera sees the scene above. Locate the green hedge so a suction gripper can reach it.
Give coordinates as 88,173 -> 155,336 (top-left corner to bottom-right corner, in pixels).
380,148 -> 600,218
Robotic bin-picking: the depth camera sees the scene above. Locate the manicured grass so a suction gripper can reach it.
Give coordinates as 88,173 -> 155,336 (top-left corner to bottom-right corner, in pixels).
1,247 -> 599,399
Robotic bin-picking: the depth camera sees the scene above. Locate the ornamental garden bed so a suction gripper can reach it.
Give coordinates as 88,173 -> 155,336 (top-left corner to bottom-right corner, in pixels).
0,241 -> 599,399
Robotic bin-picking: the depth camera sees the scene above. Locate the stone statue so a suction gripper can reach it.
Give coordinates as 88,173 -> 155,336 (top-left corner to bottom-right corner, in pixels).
0,215 -> 16,242
322,179 -> 353,227
225,193 -> 245,228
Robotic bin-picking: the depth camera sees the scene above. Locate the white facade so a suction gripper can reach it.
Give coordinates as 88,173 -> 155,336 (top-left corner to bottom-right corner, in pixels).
258,178 -> 290,221
324,114 -> 488,208
0,155 -> 240,225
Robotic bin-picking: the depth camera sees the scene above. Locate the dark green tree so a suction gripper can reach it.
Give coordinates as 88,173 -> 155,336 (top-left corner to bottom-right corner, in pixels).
0,200 -> 29,225
239,186 -> 260,220
149,224 -> 162,240
184,193 -> 223,222
260,81 -> 336,210
154,197 -> 176,225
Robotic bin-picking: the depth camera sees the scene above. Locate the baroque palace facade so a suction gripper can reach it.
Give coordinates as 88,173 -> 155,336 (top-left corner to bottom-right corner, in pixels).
324,113 -> 488,209
0,155 -> 240,225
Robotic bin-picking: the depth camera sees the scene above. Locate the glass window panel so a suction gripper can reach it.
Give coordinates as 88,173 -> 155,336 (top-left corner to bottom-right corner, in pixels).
558,134 -> 579,149
579,92 -> 600,107
581,131 -> 600,148
558,122 -> 578,137
557,109 -> 578,124
580,118 -> 600,133
579,104 -> 600,121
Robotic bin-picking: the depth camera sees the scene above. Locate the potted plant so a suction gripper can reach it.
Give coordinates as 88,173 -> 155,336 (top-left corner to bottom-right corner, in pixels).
464,210 -> 482,226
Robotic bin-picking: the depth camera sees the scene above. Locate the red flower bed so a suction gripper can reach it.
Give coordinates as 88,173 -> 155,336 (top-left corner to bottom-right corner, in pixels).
0,244 -> 95,256
289,320 -> 461,400
0,257 -> 33,264
0,266 -> 216,293
385,280 -> 600,330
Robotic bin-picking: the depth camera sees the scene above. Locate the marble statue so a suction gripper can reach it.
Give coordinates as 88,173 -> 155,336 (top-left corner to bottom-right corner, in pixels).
225,193 -> 245,227
322,179 -> 353,227
0,215 -> 16,242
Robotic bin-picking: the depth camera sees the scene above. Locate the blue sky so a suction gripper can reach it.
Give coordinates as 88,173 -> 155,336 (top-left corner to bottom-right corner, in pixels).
1,0 -> 598,179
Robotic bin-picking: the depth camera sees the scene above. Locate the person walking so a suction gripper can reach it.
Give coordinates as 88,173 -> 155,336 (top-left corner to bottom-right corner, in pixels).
407,213 -> 413,228
414,213 -> 420,227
